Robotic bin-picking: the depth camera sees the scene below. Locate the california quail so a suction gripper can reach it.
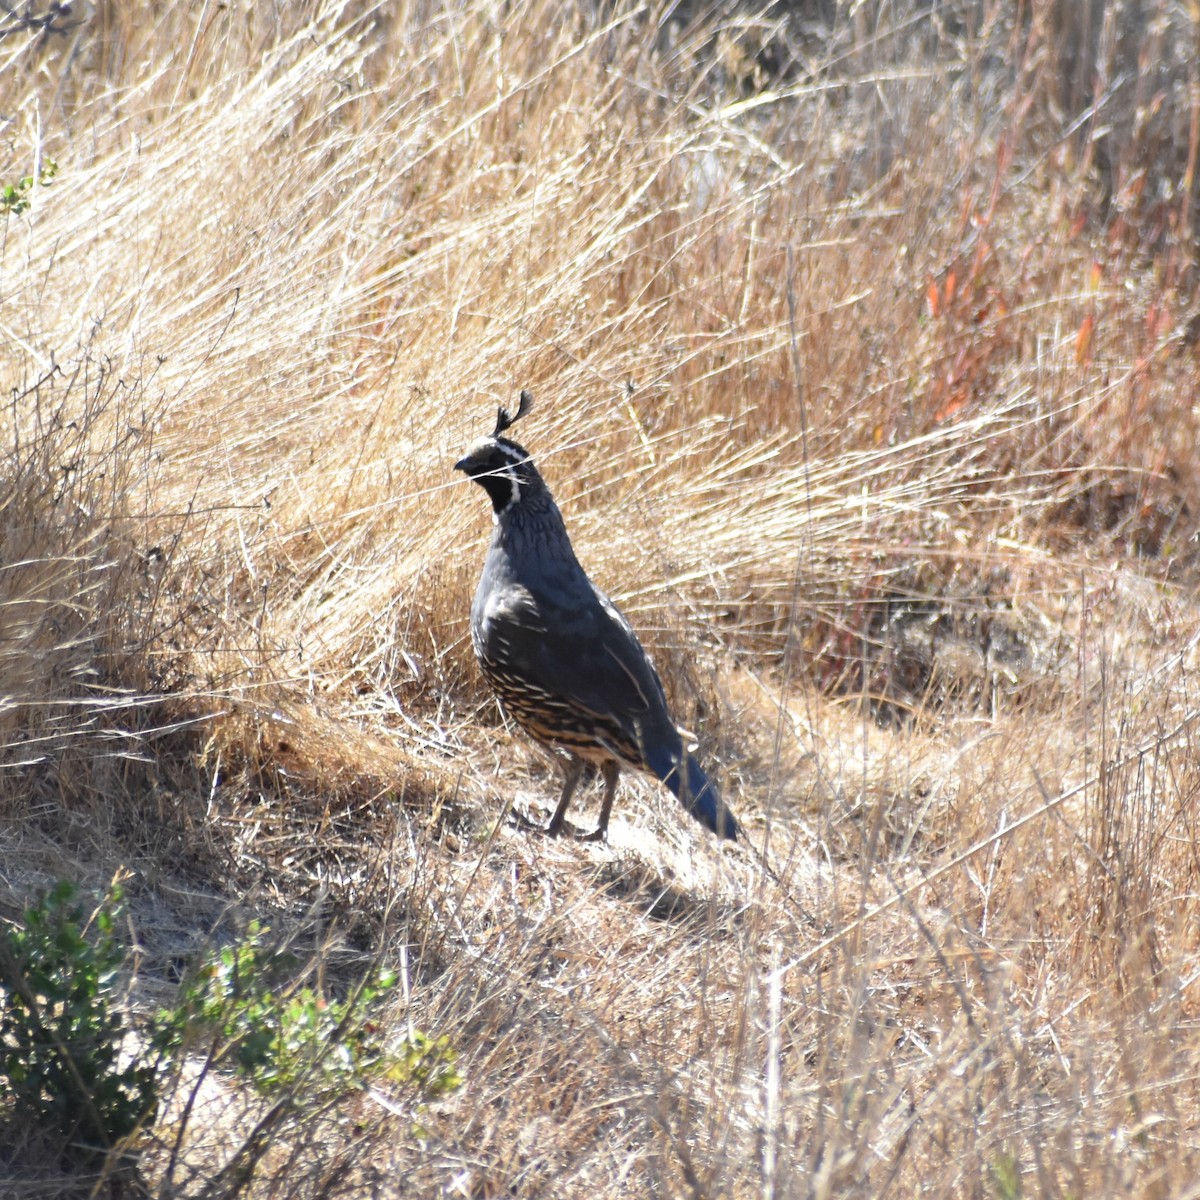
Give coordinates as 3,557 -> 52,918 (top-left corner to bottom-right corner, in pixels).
455,391 -> 739,842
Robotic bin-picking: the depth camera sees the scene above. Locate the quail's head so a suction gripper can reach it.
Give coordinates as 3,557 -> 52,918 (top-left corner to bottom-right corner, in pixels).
455,390 -> 539,513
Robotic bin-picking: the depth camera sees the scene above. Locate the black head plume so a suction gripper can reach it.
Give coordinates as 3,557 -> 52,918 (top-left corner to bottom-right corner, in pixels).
493,389 -> 533,439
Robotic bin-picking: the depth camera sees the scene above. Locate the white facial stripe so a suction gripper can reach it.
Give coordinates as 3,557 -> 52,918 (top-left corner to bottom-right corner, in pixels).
495,443 -> 526,509
488,467 -> 518,522
477,441 -> 525,518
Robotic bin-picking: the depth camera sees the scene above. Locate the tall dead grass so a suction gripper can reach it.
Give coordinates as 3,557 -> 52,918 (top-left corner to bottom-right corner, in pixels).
2,0 -> 1200,1195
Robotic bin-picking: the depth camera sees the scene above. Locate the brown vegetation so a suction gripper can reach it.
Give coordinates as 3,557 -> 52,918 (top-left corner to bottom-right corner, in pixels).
2,0 -> 1200,1194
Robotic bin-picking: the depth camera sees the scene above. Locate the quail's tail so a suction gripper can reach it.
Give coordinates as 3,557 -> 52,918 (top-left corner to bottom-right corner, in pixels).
645,737 -> 740,840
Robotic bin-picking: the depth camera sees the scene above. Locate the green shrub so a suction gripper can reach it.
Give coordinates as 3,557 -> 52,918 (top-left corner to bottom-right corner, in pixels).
1,159 -> 58,215
156,920 -> 462,1106
0,885 -> 461,1190
0,880 -> 157,1160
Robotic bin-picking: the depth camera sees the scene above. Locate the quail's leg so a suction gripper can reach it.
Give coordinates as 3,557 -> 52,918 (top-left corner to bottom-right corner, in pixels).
546,757 -> 584,837
581,760 -> 620,842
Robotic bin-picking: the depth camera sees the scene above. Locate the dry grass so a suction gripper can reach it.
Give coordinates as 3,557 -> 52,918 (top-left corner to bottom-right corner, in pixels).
3,0 -> 1200,1195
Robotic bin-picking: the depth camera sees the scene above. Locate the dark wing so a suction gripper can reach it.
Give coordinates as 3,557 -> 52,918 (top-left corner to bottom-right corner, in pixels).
475,580 -> 675,766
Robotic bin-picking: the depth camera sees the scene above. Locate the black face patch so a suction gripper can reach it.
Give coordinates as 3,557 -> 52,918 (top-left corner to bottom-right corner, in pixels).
455,437 -> 532,514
